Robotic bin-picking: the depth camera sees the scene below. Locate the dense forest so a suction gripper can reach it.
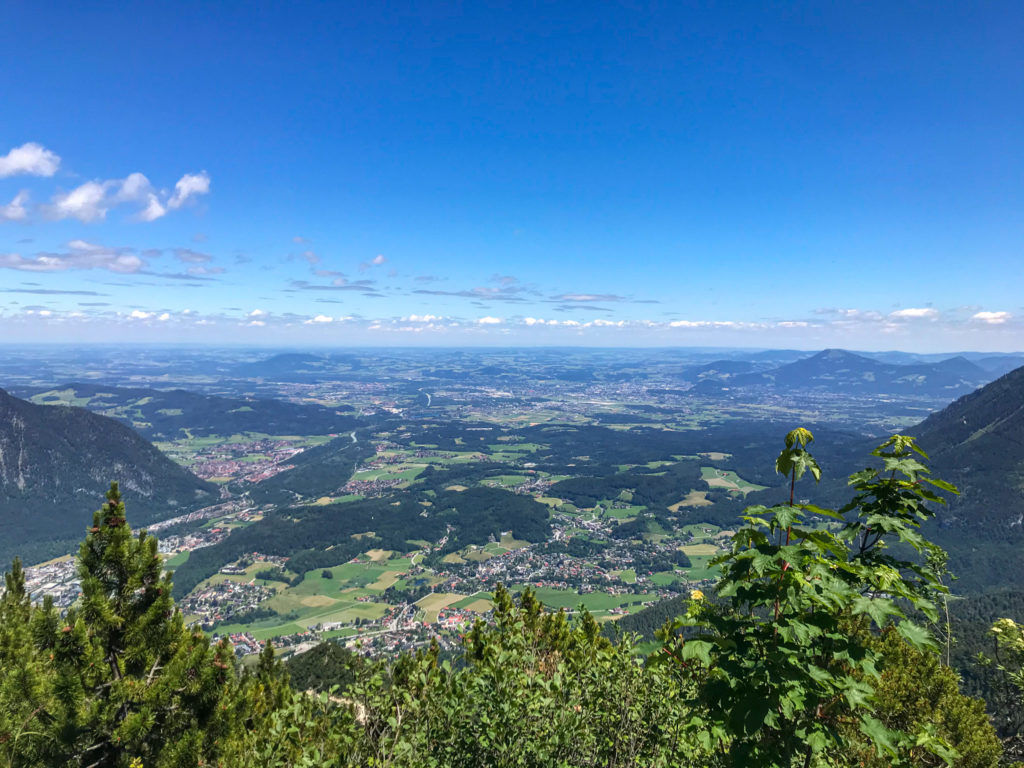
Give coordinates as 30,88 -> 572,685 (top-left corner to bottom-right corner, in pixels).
5,431 -> 1024,767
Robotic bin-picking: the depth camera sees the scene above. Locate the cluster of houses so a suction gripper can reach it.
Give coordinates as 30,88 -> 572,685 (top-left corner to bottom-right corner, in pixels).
157,526 -> 230,557
342,477 -> 402,496
220,632 -> 262,657
188,438 -> 310,482
179,579 -> 275,629
21,558 -> 80,608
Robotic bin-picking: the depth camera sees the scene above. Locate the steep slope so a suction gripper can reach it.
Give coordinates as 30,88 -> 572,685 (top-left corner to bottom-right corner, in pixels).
0,388 -> 217,567
908,365 -> 1024,591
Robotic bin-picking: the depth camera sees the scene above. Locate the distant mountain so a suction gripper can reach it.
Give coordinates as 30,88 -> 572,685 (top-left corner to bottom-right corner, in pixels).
682,360 -> 757,380
973,355 -> 1024,377
697,348 -> 992,397
0,388 -> 217,567
738,349 -> 815,364
231,352 -> 361,381
22,383 -> 358,441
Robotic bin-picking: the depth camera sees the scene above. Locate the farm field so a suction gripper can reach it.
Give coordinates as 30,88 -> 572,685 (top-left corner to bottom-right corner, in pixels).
523,587 -> 658,616
700,466 -> 768,495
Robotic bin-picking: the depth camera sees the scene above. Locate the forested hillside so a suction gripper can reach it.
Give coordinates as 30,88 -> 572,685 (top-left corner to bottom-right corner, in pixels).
22,382 -> 359,441
910,365 -> 1024,593
0,389 -> 216,567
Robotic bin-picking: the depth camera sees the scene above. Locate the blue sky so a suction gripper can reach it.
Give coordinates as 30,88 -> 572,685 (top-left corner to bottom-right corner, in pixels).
1,1 -> 1021,350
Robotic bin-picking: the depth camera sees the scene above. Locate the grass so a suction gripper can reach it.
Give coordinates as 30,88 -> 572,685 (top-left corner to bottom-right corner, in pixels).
164,551 -> 190,569
650,571 -> 684,586
601,504 -> 646,519
460,599 -> 494,613
612,568 -> 637,584
321,627 -> 359,639
451,593 -> 494,612
415,592 -> 465,623
31,388 -> 94,407
682,555 -> 719,581
523,587 -> 656,615
213,619 -> 306,641
668,490 -> 713,511
535,496 -> 564,507
701,466 -> 767,495
486,474 -> 531,487
681,543 -> 720,556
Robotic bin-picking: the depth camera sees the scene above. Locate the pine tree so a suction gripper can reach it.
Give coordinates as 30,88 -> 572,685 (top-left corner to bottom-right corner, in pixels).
0,558 -> 53,768
44,482 -> 239,767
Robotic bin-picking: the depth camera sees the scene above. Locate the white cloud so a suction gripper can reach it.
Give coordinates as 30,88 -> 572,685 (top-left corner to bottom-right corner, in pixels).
668,320 -> 741,328
521,317 -> 584,327
68,239 -> 102,251
0,191 -> 29,221
359,254 -> 388,272
158,312 -> 171,321
130,310 -> 154,320
248,320 -> 266,327
306,315 -> 333,324
137,195 -> 167,221
117,172 -> 152,201
1,146 -> 205,223
0,142 -> 61,178
403,314 -> 441,322
50,169 -> 209,222
167,171 -> 211,209
187,265 -> 224,276
50,180 -> 111,222
972,310 -> 1012,325
777,321 -> 809,328
477,316 -> 502,324
174,248 -> 212,263
249,309 -> 267,317
889,308 -> 939,320
553,293 -> 623,302
0,241 -> 146,273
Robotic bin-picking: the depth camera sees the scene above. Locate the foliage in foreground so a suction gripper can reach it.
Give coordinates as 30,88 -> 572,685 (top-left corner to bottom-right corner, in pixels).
0,432 -> 1007,767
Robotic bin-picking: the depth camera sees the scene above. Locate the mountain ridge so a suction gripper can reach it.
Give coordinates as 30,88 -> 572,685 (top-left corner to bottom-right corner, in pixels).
696,348 -> 992,397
